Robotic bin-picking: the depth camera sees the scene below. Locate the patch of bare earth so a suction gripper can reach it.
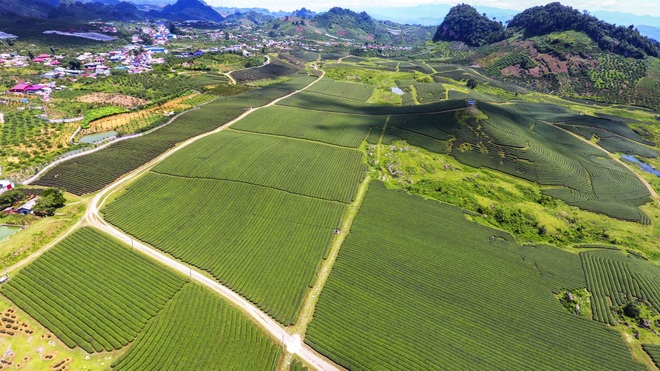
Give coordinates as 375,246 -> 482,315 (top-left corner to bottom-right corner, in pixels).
77,93 -> 148,109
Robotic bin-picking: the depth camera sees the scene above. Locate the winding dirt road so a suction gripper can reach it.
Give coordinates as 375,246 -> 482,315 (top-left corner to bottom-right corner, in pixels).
545,121 -> 660,201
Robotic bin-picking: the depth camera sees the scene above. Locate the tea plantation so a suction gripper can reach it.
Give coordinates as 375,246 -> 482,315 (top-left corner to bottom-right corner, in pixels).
34,74 -> 318,195
103,173 -> 346,325
1,227 -> 187,353
112,284 -> 281,370
153,130 -> 367,203
305,182 -> 644,370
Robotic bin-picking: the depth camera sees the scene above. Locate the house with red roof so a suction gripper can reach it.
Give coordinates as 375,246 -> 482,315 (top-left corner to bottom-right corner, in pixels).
8,83 -> 29,93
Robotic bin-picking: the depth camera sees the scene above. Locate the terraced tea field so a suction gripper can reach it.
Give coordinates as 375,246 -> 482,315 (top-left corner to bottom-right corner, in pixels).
305,78 -> 374,102
232,105 -> 382,147
306,181 -> 644,370
103,173 -> 346,325
112,284 -> 281,370
34,74 -> 318,195
582,249 -> 660,325
0,227 -> 187,353
449,102 -> 652,223
153,130 -> 367,203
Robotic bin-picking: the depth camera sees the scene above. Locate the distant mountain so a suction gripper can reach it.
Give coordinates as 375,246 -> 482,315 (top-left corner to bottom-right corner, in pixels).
160,0 -> 223,22
361,4 -> 516,26
432,4 -> 506,47
214,6 -> 288,18
637,25 -> 660,42
508,2 -> 659,58
0,0 -> 54,18
291,7 -> 316,19
313,7 -> 389,42
48,0 -> 142,20
222,11 -> 272,26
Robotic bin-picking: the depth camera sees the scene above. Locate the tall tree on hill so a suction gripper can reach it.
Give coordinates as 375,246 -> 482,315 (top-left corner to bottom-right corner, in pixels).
433,4 -> 507,47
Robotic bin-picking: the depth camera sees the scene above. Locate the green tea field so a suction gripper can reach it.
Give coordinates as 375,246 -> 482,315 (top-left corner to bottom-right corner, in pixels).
306,181 -> 646,369
1,227 -> 187,353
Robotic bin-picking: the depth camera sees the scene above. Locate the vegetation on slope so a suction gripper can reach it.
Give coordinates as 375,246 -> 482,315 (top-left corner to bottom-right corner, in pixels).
432,4 -> 506,47
508,2 -> 660,58
112,284 -> 281,370
306,182 -> 644,370
1,227 -> 187,353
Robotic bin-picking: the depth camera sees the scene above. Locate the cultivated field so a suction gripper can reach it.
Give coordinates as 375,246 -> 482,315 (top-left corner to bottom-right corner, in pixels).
582,249 -> 660,325
232,105 -> 383,148
34,74 -> 318,195
112,284 -> 281,370
153,130 -> 367,203
1,227 -> 187,353
305,78 -> 374,102
450,102 -> 652,223
103,173 -> 346,325
278,92 -> 467,115
306,181 -> 644,369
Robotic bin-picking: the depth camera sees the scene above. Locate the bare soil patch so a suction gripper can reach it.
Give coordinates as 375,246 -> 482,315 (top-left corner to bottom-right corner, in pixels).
77,93 -> 148,109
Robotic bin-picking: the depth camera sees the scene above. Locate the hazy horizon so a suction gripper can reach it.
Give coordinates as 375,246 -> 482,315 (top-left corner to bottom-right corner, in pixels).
206,0 -> 660,17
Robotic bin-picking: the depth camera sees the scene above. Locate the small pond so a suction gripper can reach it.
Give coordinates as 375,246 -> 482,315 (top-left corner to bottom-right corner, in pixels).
621,154 -> 660,176
391,87 -> 404,95
80,131 -> 117,144
0,226 -> 21,242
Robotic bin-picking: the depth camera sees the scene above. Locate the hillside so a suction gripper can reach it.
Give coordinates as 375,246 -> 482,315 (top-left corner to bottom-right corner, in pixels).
508,2 -> 659,58
430,3 -> 660,110
262,7 -> 433,46
0,0 -> 53,18
159,0 -> 223,22
432,4 -> 506,47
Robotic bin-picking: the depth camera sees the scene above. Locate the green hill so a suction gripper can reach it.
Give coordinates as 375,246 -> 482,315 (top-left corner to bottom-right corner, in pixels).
432,3 -> 506,47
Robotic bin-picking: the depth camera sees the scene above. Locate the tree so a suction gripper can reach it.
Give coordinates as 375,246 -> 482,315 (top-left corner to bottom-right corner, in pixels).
33,188 -> 66,217
168,22 -> 178,35
466,79 -> 478,89
623,302 -> 641,318
433,4 -> 507,46
141,33 -> 153,45
66,59 -> 82,70
0,190 -> 24,210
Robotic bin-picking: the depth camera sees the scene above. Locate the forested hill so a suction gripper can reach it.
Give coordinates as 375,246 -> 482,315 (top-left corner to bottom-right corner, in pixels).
432,4 -> 506,47
433,2 -> 660,59
313,7 -> 384,39
508,2 -> 659,58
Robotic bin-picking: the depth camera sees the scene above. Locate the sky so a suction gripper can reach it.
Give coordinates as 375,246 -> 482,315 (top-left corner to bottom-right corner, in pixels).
206,0 -> 660,17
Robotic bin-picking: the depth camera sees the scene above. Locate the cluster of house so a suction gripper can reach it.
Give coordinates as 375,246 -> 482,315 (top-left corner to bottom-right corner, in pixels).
8,83 -> 52,95
0,54 -> 30,68
0,181 -> 38,215
2,198 -> 37,215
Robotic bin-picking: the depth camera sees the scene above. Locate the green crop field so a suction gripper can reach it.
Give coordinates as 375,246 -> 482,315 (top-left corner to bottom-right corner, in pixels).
112,284 -> 281,370
581,249 -> 660,325
232,106 -> 382,148
449,102 -> 652,223
558,124 -> 660,158
289,359 -> 308,371
643,344 -> 660,368
413,82 -> 446,103
0,227 -> 187,353
103,173 -> 346,325
305,78 -> 374,102
153,130 -> 367,203
33,75 -> 318,195
305,181 -> 644,370
277,92 -> 467,115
